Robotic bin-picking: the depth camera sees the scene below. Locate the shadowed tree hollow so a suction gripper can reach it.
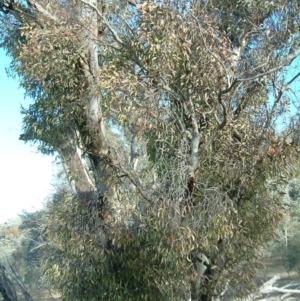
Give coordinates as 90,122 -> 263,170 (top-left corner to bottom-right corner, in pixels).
1,0 -> 300,300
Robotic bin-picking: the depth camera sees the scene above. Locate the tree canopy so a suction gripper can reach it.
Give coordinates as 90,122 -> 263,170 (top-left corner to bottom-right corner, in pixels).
1,0 -> 300,300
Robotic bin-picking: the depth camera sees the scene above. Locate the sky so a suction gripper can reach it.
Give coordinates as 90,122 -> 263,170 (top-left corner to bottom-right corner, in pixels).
0,48 -> 55,223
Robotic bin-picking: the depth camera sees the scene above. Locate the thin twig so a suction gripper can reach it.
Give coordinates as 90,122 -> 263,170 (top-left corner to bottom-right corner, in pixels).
238,53 -> 299,82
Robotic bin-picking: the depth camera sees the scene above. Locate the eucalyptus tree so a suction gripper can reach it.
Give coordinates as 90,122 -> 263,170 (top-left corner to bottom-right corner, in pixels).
1,0 -> 300,300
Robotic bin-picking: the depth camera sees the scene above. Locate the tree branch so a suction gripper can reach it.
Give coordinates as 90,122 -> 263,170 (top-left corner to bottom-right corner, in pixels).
238,52 -> 299,82
79,0 -> 124,45
129,130 -> 139,171
203,80 -> 238,150
186,96 -> 200,178
120,169 -> 153,205
27,0 -> 57,22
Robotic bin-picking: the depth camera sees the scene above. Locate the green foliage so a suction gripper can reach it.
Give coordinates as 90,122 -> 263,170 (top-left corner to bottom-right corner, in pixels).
1,0 -> 300,300
44,192 -> 190,301
42,175 -> 285,300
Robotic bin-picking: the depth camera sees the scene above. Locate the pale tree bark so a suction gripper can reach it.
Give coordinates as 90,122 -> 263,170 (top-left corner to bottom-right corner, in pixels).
57,128 -> 97,199
4,0 -> 112,200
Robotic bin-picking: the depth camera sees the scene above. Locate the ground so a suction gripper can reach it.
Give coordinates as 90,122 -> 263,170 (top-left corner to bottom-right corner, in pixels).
255,255 -> 300,300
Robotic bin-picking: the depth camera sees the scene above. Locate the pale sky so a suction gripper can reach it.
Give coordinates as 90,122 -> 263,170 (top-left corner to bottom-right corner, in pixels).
0,48 -> 55,223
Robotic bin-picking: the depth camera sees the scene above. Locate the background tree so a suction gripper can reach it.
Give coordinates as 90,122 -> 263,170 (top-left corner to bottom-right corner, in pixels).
1,0 -> 300,300
267,177 -> 300,274
0,213 -> 56,300
10,211 -> 47,289
0,220 -> 22,265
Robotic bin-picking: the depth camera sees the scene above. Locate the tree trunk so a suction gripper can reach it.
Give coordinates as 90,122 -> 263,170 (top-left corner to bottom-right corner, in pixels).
190,251 -> 215,301
0,263 -> 35,301
57,127 -> 97,199
0,265 -> 18,301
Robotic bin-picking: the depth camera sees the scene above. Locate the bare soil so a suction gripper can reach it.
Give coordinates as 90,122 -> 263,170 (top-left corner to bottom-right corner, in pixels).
257,255 -> 299,284
17,289 -> 61,301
